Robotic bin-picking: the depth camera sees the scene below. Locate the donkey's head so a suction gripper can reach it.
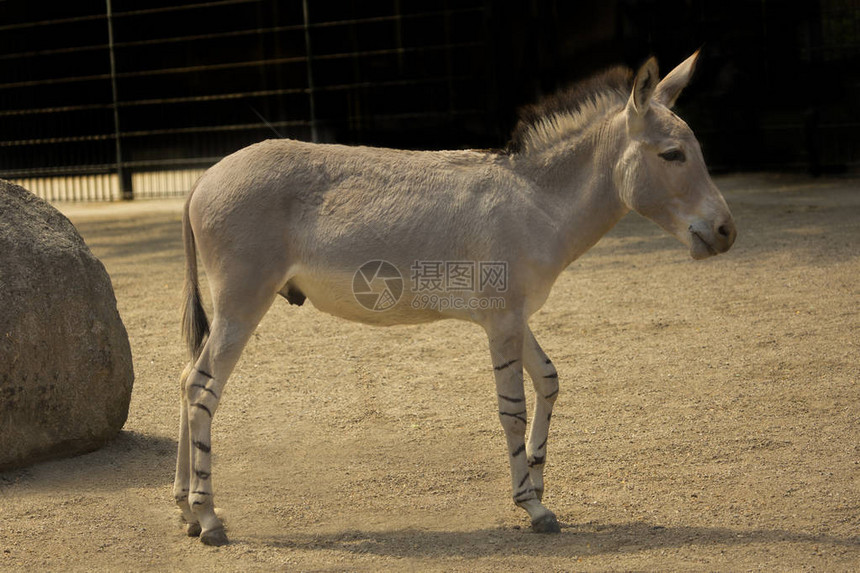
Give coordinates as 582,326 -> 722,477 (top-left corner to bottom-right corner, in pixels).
614,51 -> 736,259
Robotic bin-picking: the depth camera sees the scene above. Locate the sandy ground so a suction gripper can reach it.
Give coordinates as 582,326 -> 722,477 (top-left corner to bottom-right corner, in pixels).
1,173 -> 858,571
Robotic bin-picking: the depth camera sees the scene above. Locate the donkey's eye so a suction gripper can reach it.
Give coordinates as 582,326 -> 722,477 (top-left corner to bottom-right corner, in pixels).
659,148 -> 686,163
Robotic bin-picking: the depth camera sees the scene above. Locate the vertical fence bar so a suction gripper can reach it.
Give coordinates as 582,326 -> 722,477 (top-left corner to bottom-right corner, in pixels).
106,0 -> 132,200
301,0 -> 319,143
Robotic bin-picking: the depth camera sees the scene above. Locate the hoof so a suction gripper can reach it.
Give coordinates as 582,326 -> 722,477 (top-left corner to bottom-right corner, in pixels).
185,522 -> 202,537
200,526 -> 229,546
531,512 -> 561,534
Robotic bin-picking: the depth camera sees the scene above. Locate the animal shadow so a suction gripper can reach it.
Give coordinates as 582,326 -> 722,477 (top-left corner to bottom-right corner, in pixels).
256,520 -> 859,559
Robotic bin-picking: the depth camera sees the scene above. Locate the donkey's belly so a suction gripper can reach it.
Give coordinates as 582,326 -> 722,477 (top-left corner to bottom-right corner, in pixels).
290,270 -> 443,326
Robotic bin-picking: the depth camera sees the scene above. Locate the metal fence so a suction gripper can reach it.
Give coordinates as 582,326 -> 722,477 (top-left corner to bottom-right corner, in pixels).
0,0 -> 492,200
1,0 -> 858,202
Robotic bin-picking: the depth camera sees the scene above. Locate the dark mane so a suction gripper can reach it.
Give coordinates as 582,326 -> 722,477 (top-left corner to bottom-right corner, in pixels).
506,66 -> 633,153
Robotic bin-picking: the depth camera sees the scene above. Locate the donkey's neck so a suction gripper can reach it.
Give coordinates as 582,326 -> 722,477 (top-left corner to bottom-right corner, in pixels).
510,117 -> 629,274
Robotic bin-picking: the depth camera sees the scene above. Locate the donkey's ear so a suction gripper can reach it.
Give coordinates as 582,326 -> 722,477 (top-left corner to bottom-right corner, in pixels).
627,57 -> 659,117
654,50 -> 699,108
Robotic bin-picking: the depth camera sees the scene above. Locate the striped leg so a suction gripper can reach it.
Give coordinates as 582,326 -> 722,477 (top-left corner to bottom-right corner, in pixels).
173,364 -> 201,537
183,285 -> 276,546
185,361 -> 227,546
485,318 -> 560,533
184,317 -> 262,545
522,328 -> 559,503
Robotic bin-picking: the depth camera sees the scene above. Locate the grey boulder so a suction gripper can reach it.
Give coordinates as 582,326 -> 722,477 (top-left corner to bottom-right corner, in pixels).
0,180 -> 134,471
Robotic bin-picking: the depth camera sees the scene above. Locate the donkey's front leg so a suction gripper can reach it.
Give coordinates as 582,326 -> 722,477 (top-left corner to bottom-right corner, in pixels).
522,328 -> 559,503
485,318 -> 560,533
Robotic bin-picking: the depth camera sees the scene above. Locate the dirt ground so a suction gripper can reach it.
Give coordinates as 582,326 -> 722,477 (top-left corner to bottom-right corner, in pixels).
1,173 -> 858,572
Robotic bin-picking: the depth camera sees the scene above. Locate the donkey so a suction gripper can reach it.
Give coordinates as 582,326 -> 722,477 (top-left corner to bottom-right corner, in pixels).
174,51 -> 736,545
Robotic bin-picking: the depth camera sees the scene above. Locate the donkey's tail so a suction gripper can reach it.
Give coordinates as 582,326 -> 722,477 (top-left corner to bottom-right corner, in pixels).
181,184 -> 210,360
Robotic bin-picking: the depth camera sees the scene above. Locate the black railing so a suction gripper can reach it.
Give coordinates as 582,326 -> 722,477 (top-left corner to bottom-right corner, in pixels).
1,1 -> 858,201
0,0 -> 493,199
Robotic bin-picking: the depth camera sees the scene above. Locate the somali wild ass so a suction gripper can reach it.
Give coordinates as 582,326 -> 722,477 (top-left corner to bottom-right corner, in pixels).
174,51 -> 736,545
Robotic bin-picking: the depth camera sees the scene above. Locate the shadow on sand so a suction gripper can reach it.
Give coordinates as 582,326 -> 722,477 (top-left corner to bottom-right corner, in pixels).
73,213 -> 184,263
254,520 -> 859,559
0,430 -> 175,492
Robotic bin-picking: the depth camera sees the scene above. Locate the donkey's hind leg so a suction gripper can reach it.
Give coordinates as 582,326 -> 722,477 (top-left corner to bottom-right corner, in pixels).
185,281 -> 278,546
173,363 -> 202,536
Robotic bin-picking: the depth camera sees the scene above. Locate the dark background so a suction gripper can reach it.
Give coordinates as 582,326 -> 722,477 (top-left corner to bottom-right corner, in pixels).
1,0 -> 858,195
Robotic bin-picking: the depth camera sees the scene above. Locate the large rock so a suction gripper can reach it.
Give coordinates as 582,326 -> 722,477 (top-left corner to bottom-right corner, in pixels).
0,180 -> 134,471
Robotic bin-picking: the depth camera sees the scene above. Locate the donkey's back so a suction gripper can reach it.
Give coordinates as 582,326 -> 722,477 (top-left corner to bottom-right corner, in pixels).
192,138 -> 522,226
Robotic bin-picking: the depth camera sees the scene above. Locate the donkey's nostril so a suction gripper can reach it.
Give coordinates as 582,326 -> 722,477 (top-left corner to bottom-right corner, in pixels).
714,219 -> 737,251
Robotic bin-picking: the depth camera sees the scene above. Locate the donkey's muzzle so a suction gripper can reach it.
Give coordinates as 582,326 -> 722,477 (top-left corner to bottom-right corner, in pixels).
689,217 -> 736,259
